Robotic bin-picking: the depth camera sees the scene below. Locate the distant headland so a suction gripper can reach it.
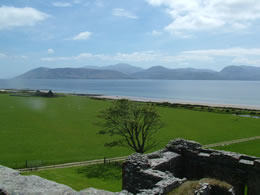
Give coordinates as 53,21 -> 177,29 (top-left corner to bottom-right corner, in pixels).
15,64 -> 260,80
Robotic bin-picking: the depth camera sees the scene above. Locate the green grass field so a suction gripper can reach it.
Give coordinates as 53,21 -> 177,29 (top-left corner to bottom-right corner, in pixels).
215,140 -> 260,156
1,93 -> 260,168
22,163 -> 122,192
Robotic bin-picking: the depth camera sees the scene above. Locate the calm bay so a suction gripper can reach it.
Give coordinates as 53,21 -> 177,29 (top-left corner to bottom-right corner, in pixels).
0,79 -> 260,107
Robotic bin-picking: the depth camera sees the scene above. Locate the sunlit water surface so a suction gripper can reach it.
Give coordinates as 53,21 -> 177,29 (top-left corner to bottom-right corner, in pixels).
1,79 -> 260,107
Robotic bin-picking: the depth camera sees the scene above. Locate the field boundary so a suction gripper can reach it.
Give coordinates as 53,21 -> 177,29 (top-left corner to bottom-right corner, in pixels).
18,136 -> 260,172
18,156 -> 127,172
203,136 -> 260,148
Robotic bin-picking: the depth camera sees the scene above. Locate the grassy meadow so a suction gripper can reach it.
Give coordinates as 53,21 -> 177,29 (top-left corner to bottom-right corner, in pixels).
0,92 -> 260,168
22,162 -> 122,192
215,139 -> 260,156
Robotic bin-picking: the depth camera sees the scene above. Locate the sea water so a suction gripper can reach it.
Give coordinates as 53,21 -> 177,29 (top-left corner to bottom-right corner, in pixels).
0,79 -> 260,107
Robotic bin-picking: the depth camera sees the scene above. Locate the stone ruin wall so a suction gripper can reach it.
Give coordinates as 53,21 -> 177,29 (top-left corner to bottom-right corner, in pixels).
122,138 -> 260,195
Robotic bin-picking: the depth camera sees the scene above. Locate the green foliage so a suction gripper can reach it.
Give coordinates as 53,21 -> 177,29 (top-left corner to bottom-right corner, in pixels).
156,102 -> 260,117
97,99 -> 164,153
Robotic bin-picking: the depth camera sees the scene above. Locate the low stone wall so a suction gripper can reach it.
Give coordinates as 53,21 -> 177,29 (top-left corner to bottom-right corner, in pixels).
0,165 -> 131,195
123,138 -> 260,195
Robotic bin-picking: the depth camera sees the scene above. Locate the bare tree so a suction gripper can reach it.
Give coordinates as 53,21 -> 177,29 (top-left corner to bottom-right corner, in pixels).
97,99 -> 164,153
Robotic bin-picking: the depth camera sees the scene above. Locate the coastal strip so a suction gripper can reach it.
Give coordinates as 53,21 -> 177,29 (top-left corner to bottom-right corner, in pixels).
92,95 -> 260,111
1,88 -> 260,111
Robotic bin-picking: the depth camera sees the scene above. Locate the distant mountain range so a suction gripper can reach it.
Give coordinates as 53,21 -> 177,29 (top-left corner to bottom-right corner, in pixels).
83,63 -> 144,74
15,64 -> 260,80
132,66 -> 219,80
16,67 -> 131,79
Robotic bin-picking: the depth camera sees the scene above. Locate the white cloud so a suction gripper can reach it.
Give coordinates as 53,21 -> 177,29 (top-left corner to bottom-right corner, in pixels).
95,0 -> 104,7
182,48 -> 260,57
0,6 -> 49,30
0,53 -> 7,58
40,48 -> 260,68
115,51 -> 161,62
72,31 -> 92,40
40,50 -> 212,63
112,8 -> 138,19
52,2 -> 72,7
48,48 -> 55,54
0,52 -> 28,59
146,0 -> 260,36
41,53 -> 99,61
232,57 -> 260,65
73,0 -> 81,4
13,55 -> 28,59
180,48 -> 260,66
151,30 -> 162,36
41,57 -> 72,61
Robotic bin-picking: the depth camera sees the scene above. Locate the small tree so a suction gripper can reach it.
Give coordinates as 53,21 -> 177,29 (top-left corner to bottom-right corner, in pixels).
97,99 -> 164,153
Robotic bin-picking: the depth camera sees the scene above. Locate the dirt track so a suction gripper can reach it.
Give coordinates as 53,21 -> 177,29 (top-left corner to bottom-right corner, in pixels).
18,136 -> 260,172
203,136 -> 260,148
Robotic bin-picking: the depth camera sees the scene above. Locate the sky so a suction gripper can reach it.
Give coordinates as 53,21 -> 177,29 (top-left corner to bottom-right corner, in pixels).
1,0 -> 260,78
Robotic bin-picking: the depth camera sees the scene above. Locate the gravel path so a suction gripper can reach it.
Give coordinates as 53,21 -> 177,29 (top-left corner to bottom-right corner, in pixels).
203,136 -> 260,148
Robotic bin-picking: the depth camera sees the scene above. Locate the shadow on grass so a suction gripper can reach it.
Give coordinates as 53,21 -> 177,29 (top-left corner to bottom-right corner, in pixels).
77,162 -> 122,180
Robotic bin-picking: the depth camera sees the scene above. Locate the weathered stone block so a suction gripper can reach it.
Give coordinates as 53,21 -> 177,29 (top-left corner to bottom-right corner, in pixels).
238,159 -> 254,169
166,138 -> 202,153
148,152 -> 181,175
194,183 -> 211,195
210,151 -> 240,165
79,187 -> 115,195
155,176 -> 185,194
0,166 -> 77,195
254,159 -> 260,170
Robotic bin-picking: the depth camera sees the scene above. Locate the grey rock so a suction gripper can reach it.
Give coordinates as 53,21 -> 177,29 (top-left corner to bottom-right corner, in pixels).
0,168 -> 77,195
79,188 -> 115,195
194,183 -> 211,195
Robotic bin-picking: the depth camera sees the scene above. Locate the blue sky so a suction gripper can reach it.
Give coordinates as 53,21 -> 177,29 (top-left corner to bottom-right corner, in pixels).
1,0 -> 260,78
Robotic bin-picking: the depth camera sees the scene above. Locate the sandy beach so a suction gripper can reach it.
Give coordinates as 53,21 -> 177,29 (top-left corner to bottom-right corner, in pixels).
2,88 -> 260,111
92,95 -> 260,111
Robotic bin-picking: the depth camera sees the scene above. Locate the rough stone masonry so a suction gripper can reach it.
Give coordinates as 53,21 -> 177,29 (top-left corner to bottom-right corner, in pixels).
122,138 -> 260,194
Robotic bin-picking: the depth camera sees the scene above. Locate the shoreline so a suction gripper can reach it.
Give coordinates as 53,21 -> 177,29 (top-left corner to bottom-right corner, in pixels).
92,95 -> 260,111
1,88 -> 260,111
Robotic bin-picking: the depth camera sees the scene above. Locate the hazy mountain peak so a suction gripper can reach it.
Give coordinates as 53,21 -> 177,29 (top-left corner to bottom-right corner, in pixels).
108,63 -> 133,67
147,66 -> 168,70
219,65 -> 260,80
35,67 -> 50,70
84,63 -> 144,74
221,65 -> 260,73
15,67 -> 132,79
